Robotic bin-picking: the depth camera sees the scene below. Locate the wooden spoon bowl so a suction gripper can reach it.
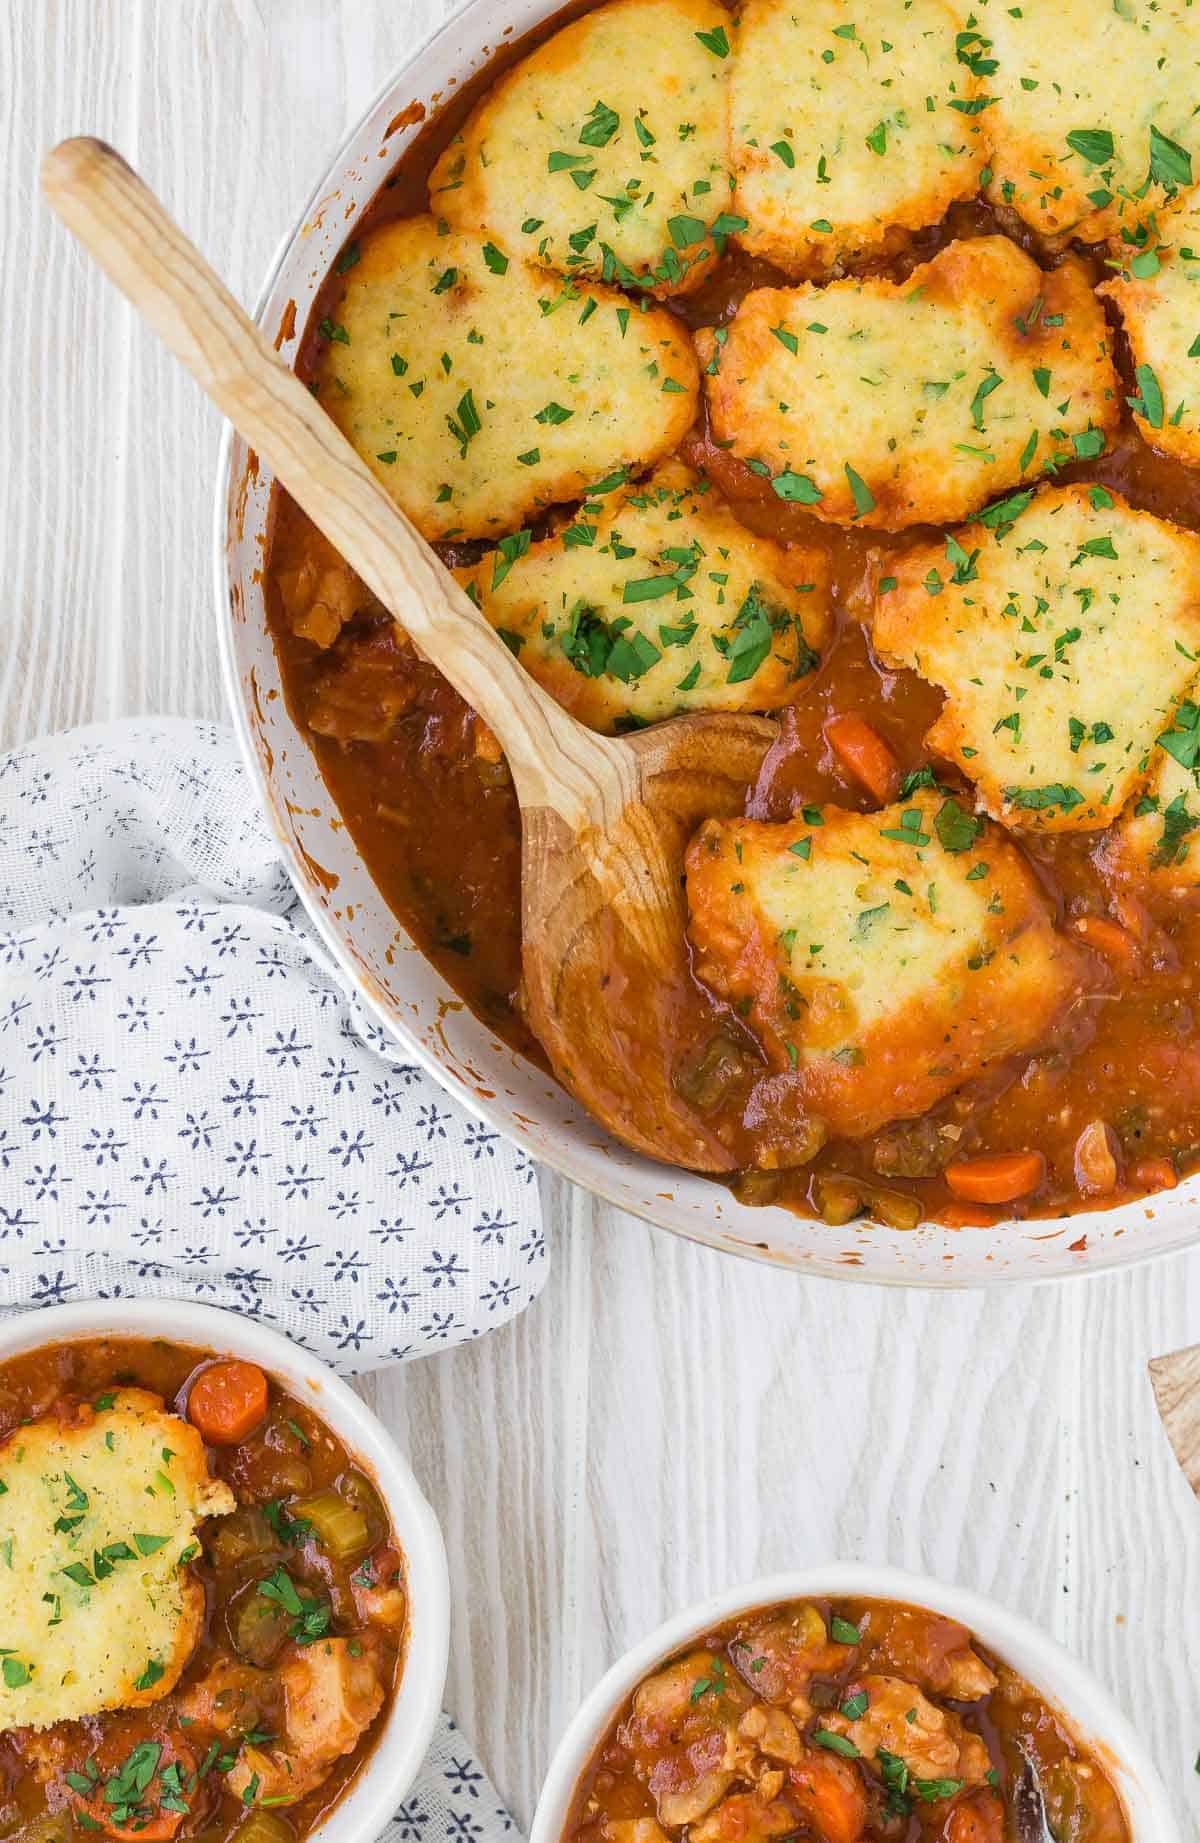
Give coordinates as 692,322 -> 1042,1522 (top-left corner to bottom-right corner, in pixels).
42,136 -> 775,1173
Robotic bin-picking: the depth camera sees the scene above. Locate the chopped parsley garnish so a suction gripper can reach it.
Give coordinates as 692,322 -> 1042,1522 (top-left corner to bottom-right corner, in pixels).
844,464 -> 875,520
969,369 -> 1002,430
1149,123 -> 1192,191
934,797 -> 983,853
579,101 -> 620,147
446,388 -> 482,455
689,1658 -> 727,1702
491,529 -> 532,592
257,1568 -> 331,1646
1005,783 -> 1084,814
772,470 -> 822,505
1157,700 -> 1200,773
1130,362 -> 1165,429
813,1729 -> 860,1758
1065,128 -> 1114,167
694,23 -> 730,55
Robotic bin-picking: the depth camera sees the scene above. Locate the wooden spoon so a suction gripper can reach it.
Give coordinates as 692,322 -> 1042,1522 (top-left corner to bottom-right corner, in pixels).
1149,1344 -> 1200,1499
42,136 -> 776,1173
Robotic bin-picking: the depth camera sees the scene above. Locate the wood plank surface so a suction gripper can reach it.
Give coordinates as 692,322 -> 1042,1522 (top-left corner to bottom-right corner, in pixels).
4,5 -> 1200,1837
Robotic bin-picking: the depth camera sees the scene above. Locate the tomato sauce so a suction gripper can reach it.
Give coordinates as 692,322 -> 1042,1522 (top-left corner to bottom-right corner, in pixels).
263,9 -> 1200,1229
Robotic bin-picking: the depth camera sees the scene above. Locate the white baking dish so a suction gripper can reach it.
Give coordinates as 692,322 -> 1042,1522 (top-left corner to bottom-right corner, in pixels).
214,0 -> 1200,1285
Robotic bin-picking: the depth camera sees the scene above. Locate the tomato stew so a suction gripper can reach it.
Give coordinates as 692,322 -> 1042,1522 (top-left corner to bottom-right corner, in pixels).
0,1339 -> 405,1843
563,1597 -> 1129,1843
263,4 -> 1200,1228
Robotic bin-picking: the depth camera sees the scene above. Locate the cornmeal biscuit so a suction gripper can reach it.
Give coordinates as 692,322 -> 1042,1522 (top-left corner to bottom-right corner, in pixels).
0,1389 -> 233,1730
696,239 -> 1117,530
872,485 -> 1200,833
730,0 -> 985,274
685,791 -> 1086,1137
457,463 -> 831,731
430,0 -> 731,297
983,0 -> 1200,243
315,216 -> 698,540
1099,190 -> 1200,467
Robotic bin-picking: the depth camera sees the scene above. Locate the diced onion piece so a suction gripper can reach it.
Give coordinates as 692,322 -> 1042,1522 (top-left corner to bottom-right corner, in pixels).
235,1810 -> 296,1843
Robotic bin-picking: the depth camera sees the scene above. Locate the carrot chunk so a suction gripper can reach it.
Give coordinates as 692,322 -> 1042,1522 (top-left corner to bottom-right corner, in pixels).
940,1202 -> 999,1229
1130,1157 -> 1179,1193
789,1750 -> 867,1843
944,1790 -> 1004,1843
1070,914 -> 1139,974
824,714 -> 900,804
187,1359 -> 269,1446
945,1150 -> 1045,1204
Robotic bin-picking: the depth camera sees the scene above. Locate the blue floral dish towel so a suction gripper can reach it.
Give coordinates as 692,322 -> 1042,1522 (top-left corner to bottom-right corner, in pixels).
0,719 -> 547,1370
0,718 -> 542,1840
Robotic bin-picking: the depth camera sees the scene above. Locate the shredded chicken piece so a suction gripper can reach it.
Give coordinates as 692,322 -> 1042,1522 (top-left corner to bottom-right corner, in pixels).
823,1674 -> 991,1786
226,1637 -> 386,1805
277,537 -> 368,650
175,1657 -> 278,1738
625,1650 -> 756,1827
630,1652 -> 727,1731
306,626 -> 421,742
689,1789 -> 799,1843
602,1821 -> 670,1843
729,1607 -> 851,1705
656,1770 -> 734,1827
860,1606 -> 997,1701
944,1789 -> 1005,1842
737,1706 -> 803,1766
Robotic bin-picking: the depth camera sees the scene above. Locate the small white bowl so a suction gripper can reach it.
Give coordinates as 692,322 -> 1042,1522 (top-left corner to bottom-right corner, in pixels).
530,1565 -> 1181,1843
0,1298 -> 449,1843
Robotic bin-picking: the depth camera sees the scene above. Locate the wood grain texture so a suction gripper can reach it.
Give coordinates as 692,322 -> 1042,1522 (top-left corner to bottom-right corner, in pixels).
5,5 -> 1200,1838
1151,1344 -> 1200,1496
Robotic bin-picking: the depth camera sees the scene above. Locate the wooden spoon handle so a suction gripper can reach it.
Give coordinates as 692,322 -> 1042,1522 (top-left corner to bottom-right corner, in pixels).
40,136 -> 617,820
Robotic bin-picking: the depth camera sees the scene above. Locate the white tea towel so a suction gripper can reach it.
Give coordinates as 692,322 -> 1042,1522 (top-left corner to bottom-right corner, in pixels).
0,720 -> 548,1372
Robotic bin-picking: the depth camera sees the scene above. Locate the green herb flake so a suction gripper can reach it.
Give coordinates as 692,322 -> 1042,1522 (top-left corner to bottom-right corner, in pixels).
694,23 -> 730,54
844,463 -> 875,519
1065,128 -> 1114,166
1149,123 -> 1193,191
813,1729 -> 860,1758
579,101 -> 620,147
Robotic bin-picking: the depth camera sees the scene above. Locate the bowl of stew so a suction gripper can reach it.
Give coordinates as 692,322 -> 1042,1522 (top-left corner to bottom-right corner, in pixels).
217,0 -> 1200,1283
0,1298 -> 449,1843
529,1566 -> 1180,1843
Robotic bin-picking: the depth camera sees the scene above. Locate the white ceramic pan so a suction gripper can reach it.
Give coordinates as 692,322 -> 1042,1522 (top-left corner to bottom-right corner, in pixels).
215,0 -> 1200,1286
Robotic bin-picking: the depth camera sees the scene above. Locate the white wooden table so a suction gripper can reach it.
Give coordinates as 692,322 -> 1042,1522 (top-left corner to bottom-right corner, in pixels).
6,4 -> 1200,1834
